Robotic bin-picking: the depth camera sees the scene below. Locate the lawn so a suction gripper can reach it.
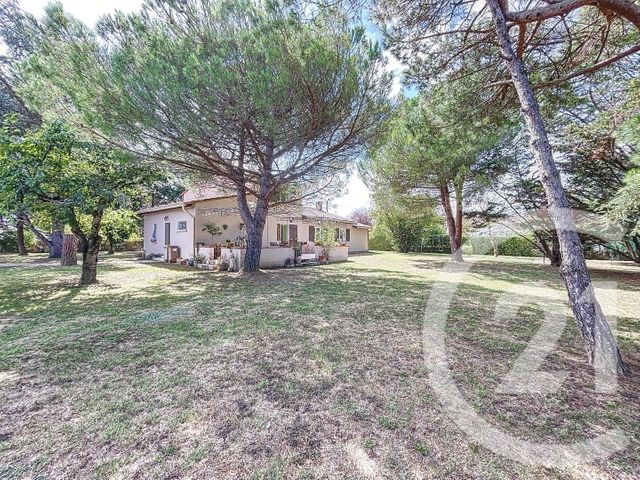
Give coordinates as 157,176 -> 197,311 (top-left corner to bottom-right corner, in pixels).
0,251 -> 639,479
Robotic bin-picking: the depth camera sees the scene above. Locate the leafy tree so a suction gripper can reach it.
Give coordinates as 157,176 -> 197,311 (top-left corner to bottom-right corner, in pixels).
315,221 -> 338,262
377,0 -> 640,371
0,120 -> 157,284
101,209 -> 139,254
366,93 -> 501,260
20,0 -> 390,272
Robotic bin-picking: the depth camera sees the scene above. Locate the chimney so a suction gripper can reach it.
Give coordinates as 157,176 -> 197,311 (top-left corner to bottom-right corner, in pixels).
315,201 -> 323,211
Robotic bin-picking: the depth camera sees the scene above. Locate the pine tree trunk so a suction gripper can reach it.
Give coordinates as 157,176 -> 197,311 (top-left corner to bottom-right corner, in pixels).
238,191 -> 268,272
16,219 -> 27,255
440,182 -> 463,262
488,0 -> 627,374
235,145 -> 272,272
61,234 -> 78,266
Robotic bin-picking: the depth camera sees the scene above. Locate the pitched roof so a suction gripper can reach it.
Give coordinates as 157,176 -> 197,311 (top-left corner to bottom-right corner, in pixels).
138,186 -> 372,227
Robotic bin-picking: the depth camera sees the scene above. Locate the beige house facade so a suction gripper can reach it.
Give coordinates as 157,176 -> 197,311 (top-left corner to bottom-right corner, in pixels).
139,187 -> 370,267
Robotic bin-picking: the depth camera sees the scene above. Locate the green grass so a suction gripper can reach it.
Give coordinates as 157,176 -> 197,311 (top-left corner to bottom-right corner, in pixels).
0,251 -> 639,479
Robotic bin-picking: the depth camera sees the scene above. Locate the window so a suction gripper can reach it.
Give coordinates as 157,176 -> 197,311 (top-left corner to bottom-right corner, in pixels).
177,220 -> 187,231
346,228 -> 351,242
276,223 -> 288,243
336,228 -> 346,242
150,224 -> 157,243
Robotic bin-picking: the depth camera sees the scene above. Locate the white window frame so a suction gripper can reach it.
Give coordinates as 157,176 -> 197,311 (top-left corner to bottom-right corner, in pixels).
177,220 -> 187,232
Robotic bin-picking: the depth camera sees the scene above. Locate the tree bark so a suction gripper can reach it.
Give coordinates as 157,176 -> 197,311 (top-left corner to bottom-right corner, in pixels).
237,184 -> 269,272
16,219 -> 27,255
235,137 -> 274,273
69,209 -> 103,285
440,181 -> 463,261
488,0 -> 627,374
49,219 -> 64,258
60,233 -> 78,266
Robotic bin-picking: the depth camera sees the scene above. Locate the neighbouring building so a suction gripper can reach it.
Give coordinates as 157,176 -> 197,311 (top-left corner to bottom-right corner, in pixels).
138,186 -> 371,268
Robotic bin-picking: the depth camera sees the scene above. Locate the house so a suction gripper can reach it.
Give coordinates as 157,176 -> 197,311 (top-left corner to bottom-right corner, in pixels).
138,186 -> 371,268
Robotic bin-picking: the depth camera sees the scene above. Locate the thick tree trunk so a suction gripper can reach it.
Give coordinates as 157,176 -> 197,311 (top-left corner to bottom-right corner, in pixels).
488,0 -> 627,374
61,233 -> 78,266
16,219 -> 27,255
237,186 -> 269,272
440,182 -> 463,262
235,137 -> 274,273
69,209 -> 103,285
49,220 -> 64,258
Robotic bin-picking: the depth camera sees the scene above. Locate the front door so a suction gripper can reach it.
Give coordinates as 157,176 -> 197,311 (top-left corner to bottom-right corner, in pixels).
164,222 -> 171,245
289,224 -> 298,243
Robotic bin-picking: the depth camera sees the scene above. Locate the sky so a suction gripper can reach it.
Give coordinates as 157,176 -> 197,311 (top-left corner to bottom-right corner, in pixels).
16,0 -> 410,217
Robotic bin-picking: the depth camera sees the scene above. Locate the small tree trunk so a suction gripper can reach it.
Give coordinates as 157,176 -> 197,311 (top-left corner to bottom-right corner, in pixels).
61,234 -> 78,266
108,240 -> 115,255
488,0 -> 627,374
49,220 -> 64,258
488,226 -> 498,257
440,182 -> 463,262
79,211 -> 103,285
16,219 -> 27,255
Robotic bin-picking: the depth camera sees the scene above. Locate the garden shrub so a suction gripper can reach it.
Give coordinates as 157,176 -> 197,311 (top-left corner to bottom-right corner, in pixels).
496,236 -> 535,257
0,229 -> 36,253
468,235 -> 536,257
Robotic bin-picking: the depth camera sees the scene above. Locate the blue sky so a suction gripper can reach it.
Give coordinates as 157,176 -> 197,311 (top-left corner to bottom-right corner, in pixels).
17,0 -> 413,216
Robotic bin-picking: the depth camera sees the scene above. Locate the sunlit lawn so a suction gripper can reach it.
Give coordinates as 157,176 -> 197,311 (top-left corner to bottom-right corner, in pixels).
0,251 -> 639,479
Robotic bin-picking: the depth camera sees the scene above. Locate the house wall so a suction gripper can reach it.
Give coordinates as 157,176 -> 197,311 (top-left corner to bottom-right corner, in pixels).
143,207 -> 195,258
142,197 -> 370,259
194,197 -> 255,247
348,227 -> 369,252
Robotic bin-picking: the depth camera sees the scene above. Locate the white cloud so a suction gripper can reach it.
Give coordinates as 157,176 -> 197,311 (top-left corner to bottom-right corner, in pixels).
332,173 -> 371,217
383,50 -> 406,98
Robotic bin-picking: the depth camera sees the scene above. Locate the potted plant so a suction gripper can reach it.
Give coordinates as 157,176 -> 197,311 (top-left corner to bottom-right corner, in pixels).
202,222 -> 222,244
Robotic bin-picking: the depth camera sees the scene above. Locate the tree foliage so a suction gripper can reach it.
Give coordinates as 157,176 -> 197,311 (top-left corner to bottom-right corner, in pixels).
19,0 -> 391,271
365,90 -> 502,259
0,118 -> 157,283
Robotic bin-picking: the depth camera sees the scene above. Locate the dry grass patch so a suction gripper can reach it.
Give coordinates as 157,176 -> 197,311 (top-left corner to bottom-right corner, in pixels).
0,251 -> 638,479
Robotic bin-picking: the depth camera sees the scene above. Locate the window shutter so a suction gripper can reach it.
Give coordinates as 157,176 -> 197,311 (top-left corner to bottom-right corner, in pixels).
335,228 -> 339,240
309,225 -> 315,241
277,224 -> 281,241
346,228 -> 351,241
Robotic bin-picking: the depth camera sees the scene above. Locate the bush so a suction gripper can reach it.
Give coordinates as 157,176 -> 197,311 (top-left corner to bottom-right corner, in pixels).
497,236 -> 536,257
0,229 -> 36,253
369,223 -> 394,251
468,235 -> 536,257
